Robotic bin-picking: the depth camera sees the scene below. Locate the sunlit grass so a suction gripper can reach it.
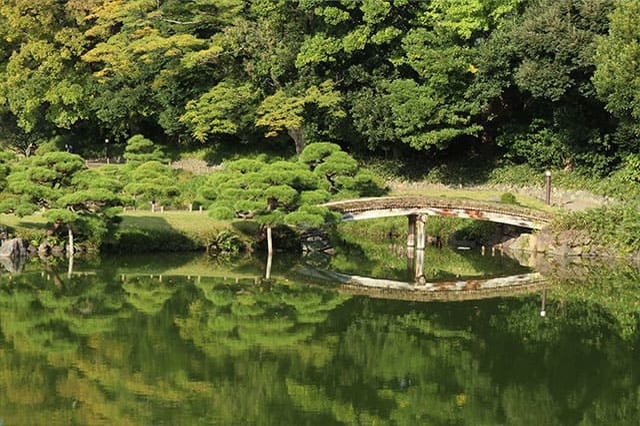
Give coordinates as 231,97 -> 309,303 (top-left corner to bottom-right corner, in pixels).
0,213 -> 49,240
388,186 -> 551,211
119,210 -> 232,234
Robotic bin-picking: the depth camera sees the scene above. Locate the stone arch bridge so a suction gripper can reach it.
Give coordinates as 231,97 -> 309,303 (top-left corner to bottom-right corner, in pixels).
323,196 -> 554,249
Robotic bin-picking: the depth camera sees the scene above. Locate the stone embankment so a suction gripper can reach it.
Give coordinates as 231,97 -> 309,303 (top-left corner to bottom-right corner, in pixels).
0,237 -> 75,257
170,159 -> 223,174
0,238 -> 29,258
500,229 -> 621,259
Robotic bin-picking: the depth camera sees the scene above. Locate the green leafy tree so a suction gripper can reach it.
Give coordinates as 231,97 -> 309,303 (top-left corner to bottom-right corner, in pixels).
123,161 -> 180,208
123,134 -> 168,165
256,81 -> 344,155
78,0 -> 208,138
180,81 -> 258,143
201,143 -> 384,250
469,0 -> 615,170
593,0 -> 640,147
5,152 -> 85,214
0,1 -> 91,137
4,152 -> 123,248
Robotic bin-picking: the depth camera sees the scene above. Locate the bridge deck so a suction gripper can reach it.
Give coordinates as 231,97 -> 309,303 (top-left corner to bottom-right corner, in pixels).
323,196 -> 554,229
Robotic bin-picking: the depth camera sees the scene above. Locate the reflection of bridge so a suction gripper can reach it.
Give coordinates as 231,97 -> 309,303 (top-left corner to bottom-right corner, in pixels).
296,265 -> 545,302
324,196 -> 553,249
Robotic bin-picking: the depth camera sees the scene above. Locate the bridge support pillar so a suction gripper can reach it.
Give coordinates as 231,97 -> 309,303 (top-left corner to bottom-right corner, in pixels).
416,215 -> 426,250
414,248 -> 425,283
407,215 -> 417,247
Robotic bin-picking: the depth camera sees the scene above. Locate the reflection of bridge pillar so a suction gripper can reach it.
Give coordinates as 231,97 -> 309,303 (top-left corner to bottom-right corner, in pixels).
414,248 -> 425,283
407,214 -> 417,247
407,246 -> 415,281
416,215 -> 426,250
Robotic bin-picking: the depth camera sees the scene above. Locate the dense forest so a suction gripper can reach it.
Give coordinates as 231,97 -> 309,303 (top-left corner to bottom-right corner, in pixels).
0,0 -> 638,175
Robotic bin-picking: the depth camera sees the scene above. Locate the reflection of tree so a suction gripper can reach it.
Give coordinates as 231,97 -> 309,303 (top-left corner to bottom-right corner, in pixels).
547,263 -> 640,340
176,278 -> 349,357
0,273 -> 125,355
122,276 -> 178,315
285,297 -> 640,425
1,258 -> 639,424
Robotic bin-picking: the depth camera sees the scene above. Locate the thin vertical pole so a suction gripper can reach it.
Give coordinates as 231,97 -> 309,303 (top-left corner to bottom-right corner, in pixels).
545,170 -> 552,206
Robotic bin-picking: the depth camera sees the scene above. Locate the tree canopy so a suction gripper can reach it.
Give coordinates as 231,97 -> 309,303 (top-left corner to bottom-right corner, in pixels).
0,0 -> 634,174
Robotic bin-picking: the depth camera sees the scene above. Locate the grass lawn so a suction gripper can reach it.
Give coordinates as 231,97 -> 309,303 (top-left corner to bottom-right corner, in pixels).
119,210 -> 227,234
118,210 -> 260,236
0,213 -> 49,240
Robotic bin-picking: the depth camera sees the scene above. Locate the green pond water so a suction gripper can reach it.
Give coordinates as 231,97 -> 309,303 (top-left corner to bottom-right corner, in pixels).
0,245 -> 639,425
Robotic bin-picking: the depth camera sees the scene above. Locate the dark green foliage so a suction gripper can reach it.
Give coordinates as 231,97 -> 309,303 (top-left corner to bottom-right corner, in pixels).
123,161 -> 180,207
204,230 -> 247,257
500,192 -> 518,205
200,143 -> 385,230
2,151 -> 124,248
123,135 -> 168,165
0,0 -> 637,199
453,221 -> 501,246
105,228 -> 201,253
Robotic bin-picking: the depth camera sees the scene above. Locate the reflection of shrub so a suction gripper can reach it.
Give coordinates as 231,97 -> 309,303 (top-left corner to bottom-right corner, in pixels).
452,221 -> 500,245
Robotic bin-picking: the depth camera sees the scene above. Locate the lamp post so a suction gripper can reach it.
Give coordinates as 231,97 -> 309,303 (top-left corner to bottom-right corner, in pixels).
105,138 -> 109,164
544,170 -> 551,206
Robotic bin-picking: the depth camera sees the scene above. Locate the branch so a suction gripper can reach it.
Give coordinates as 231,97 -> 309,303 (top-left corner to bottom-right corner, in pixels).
154,16 -> 199,25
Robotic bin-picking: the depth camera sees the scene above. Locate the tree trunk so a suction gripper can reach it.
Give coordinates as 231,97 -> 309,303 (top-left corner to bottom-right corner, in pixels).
265,252 -> 272,280
288,127 -> 306,155
68,227 -> 75,256
68,254 -> 74,279
267,226 -> 273,255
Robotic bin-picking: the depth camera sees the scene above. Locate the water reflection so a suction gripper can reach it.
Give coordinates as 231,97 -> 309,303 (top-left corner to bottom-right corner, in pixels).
0,253 -> 638,424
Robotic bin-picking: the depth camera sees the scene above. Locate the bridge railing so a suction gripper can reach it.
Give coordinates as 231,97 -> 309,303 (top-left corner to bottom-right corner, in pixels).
323,196 -> 554,226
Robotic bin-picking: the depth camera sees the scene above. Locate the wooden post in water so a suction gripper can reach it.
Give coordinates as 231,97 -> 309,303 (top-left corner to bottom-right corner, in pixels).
407,214 -> 417,247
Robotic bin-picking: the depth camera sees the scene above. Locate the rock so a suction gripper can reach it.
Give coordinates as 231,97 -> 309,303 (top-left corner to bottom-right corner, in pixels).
300,229 -> 333,253
38,242 -> 51,255
51,245 -> 65,256
301,251 -> 332,268
0,256 -> 26,273
0,238 -> 29,258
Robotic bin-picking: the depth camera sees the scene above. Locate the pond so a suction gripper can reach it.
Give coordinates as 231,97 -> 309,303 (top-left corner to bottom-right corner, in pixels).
0,238 -> 639,424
